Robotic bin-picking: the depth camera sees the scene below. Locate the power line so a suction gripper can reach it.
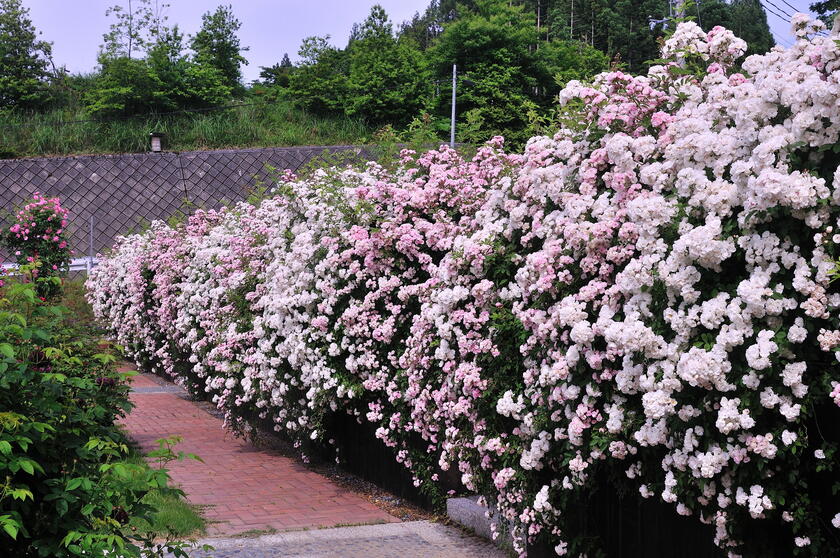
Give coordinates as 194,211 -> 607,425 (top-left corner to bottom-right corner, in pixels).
778,0 -> 802,13
760,0 -> 830,37
760,0 -> 793,24
771,30 -> 794,46
763,0 -> 794,19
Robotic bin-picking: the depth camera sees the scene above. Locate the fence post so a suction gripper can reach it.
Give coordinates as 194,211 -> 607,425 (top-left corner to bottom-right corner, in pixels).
88,216 -> 94,273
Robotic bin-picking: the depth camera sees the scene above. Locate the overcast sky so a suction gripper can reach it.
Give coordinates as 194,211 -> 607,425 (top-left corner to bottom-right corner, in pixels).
23,0 -> 819,82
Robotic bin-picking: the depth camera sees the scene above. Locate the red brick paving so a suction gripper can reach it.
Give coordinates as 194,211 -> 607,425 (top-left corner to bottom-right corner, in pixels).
119,366 -> 398,536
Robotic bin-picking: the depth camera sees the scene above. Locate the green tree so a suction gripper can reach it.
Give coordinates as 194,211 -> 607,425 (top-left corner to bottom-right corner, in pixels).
0,0 -> 53,110
430,0 -> 541,144
537,39 -> 610,87
286,36 -> 349,114
346,6 -> 431,125
84,56 -> 163,116
259,53 -> 293,87
398,1 -> 486,50
86,26 -> 231,117
429,0 -> 607,146
190,4 -> 249,94
810,0 -> 838,26
543,0 -> 773,71
147,25 -> 231,108
100,0 -> 169,60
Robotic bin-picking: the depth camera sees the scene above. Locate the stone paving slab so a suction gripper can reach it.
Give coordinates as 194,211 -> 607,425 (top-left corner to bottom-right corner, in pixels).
119,368 -> 397,536
181,520 -> 510,558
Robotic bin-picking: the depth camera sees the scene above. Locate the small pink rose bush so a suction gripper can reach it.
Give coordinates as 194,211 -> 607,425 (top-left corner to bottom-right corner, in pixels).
88,19 -> 840,557
4,193 -> 71,298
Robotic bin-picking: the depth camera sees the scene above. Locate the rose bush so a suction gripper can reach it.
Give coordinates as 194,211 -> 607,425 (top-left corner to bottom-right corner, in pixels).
3,193 -> 71,299
88,17 -> 840,557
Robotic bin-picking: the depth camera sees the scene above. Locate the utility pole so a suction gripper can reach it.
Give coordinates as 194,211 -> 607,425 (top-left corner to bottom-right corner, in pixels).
570,0 -> 574,39
450,64 -> 457,148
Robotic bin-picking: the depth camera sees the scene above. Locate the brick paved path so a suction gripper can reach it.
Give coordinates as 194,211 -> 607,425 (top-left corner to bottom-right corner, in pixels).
183,521 -> 509,558
119,366 -> 397,536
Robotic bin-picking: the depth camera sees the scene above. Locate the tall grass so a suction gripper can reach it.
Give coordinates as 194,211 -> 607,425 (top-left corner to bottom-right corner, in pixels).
0,101 -> 376,158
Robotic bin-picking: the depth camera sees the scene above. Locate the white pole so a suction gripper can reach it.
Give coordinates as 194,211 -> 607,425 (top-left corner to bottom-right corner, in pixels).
88,216 -> 94,272
450,64 -> 457,148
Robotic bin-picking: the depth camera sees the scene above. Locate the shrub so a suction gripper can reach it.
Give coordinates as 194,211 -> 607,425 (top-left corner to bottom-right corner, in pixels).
88,18 -> 840,557
2,193 -> 71,300
0,274 -> 196,556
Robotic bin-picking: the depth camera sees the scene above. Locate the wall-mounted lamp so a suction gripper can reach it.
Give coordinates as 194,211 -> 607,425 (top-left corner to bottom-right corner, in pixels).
149,132 -> 166,152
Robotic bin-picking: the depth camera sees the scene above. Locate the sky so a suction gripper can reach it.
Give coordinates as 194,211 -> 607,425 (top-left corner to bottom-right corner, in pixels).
759,0 -> 823,48
22,0 -> 824,82
23,0 -> 430,82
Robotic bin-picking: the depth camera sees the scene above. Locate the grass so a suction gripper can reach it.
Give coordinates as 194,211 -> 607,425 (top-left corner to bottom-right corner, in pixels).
123,451 -> 208,540
0,100 -> 376,158
60,277 -> 97,331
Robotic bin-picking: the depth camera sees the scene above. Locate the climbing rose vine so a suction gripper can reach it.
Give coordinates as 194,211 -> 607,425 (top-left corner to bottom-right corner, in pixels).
89,18 -> 840,557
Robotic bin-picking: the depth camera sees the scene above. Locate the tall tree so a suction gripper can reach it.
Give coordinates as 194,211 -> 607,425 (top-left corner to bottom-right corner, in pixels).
286,36 -> 350,114
100,0 -> 169,60
190,5 -> 249,93
346,5 -> 431,125
0,0 -> 53,110
715,0 -> 773,56
397,0 -> 472,49
88,17 -> 231,117
542,0 -> 773,72
421,0 -> 608,145
430,0 -> 547,144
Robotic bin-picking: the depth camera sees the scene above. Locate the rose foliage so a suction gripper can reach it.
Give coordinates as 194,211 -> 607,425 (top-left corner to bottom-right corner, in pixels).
88,18 -> 840,557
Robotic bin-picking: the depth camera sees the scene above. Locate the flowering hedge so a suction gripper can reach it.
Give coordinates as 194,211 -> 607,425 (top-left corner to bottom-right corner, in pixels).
89,18 -> 840,557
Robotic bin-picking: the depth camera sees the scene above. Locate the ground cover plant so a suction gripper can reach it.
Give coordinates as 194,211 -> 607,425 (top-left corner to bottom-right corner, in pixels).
88,17 -> 840,557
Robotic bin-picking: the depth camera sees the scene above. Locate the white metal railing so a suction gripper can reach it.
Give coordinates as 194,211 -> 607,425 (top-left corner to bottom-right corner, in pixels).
1,257 -> 99,274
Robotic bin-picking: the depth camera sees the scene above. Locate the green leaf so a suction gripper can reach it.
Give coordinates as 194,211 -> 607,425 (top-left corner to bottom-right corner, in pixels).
2,522 -> 18,540
0,441 -> 11,455
10,488 -> 32,501
0,344 -> 14,359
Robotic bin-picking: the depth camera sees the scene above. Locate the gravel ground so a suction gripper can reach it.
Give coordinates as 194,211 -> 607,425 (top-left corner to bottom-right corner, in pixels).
178,521 -> 509,558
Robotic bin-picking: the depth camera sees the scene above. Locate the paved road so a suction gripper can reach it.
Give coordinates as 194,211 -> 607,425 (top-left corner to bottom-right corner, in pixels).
181,521 -> 510,558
